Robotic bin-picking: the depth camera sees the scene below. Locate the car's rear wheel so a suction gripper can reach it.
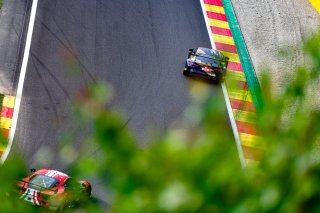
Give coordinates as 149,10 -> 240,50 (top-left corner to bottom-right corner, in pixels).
183,66 -> 190,76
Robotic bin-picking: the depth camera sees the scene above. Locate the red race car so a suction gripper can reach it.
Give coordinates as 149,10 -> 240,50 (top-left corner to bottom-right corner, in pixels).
16,168 -> 91,211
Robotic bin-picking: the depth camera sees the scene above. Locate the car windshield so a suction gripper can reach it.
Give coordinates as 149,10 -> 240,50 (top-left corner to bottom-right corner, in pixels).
29,175 -> 59,190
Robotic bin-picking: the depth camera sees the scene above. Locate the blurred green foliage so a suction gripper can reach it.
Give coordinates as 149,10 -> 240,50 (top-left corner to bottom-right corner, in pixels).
2,31 -> 320,212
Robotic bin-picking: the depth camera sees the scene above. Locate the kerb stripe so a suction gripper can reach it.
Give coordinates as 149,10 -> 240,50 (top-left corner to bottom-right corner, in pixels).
227,62 -> 243,72
1,107 -> 13,118
204,4 -> 225,14
215,42 -> 237,53
3,96 -> 15,108
2,129 -> 9,138
243,146 -> 263,161
208,19 -> 229,29
0,95 -> 15,158
228,90 -> 253,102
226,80 -> 249,91
212,34 -> 234,45
230,99 -> 255,112
233,109 -> 256,124
240,133 -> 264,149
226,70 -> 246,81
207,12 -> 227,21
204,0 -> 223,6
220,51 -> 240,63
236,120 -> 257,135
0,117 -> 12,129
211,26 -> 232,37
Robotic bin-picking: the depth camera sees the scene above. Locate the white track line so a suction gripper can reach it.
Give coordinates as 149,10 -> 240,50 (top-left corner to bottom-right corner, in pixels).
1,0 -> 39,163
199,0 -> 246,168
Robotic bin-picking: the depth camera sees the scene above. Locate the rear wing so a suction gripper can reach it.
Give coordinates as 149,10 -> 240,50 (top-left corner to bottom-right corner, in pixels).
194,54 -> 229,68
192,53 -> 229,63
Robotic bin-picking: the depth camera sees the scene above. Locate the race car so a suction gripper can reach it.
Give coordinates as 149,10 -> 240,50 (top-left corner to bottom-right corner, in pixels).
183,47 -> 229,82
16,168 -> 91,211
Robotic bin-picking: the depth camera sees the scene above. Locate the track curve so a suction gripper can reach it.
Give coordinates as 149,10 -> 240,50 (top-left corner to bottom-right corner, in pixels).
10,0 -> 220,205
6,0 -> 320,207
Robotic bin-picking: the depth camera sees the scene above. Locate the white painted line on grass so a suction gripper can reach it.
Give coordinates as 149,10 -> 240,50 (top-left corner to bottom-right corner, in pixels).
199,0 -> 246,168
1,0 -> 39,163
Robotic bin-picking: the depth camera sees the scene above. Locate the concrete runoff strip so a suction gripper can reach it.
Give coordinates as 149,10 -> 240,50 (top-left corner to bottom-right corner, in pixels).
200,0 -> 263,166
0,0 -> 38,163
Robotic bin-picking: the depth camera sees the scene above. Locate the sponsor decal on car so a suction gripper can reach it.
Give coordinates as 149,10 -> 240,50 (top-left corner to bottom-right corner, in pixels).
45,170 -> 68,178
20,188 -> 41,206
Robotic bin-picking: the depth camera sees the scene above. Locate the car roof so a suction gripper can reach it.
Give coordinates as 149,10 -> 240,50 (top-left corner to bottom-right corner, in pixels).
34,169 -> 69,183
196,47 -> 223,59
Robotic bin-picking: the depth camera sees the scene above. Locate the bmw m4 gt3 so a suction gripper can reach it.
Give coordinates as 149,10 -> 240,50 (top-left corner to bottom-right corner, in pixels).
183,47 -> 229,82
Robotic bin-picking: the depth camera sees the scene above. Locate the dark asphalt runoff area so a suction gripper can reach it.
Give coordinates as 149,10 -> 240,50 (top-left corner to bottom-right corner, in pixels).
7,0 -> 225,207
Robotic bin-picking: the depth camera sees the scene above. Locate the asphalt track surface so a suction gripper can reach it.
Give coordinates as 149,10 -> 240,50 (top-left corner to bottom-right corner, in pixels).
9,0 -> 224,206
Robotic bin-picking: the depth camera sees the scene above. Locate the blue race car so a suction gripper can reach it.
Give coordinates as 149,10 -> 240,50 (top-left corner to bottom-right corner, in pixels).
183,47 -> 229,82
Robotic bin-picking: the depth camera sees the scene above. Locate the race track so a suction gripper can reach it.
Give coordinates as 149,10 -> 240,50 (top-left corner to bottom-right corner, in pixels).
6,0 -> 319,208
10,0 -> 224,205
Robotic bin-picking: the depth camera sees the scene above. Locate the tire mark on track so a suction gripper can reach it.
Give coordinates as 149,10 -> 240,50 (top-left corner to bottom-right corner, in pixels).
30,54 -> 61,124
63,116 -> 133,173
39,20 -> 96,84
146,1 -> 160,59
30,52 -> 72,101
50,15 -> 96,84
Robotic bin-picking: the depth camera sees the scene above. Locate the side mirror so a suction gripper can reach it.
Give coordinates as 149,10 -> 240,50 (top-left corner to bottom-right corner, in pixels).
189,49 -> 194,52
30,168 -> 36,173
